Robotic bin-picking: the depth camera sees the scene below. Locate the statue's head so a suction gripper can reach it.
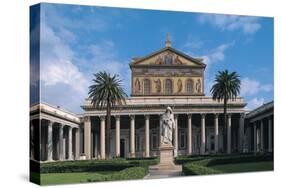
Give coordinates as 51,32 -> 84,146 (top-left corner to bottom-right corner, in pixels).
166,106 -> 173,115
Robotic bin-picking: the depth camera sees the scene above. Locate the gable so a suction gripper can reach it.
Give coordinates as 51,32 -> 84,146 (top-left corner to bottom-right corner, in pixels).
130,47 -> 206,68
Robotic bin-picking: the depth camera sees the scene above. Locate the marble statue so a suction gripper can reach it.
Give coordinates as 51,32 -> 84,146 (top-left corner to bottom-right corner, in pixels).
160,106 -> 175,146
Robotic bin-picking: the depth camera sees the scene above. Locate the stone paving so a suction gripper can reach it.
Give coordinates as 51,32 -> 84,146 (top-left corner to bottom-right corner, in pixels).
144,164 -> 182,179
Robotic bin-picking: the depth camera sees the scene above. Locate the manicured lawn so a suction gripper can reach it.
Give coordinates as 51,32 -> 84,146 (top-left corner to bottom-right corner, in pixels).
36,171 -> 115,185
211,161 -> 273,173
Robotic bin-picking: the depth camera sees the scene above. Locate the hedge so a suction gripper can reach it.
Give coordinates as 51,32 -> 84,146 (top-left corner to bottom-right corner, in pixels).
86,167 -> 148,182
127,157 -> 159,169
182,154 -> 273,176
35,157 -> 159,174
107,167 -> 147,181
39,159 -> 133,173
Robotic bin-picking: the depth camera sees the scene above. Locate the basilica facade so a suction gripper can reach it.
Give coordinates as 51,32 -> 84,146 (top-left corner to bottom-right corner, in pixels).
30,38 -> 273,162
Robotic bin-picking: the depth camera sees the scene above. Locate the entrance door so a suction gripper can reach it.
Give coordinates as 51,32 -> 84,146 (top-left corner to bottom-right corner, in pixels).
120,139 -> 125,158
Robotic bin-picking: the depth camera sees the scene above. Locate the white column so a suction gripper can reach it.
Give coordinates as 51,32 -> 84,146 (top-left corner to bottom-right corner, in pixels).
84,116 -> 91,160
100,116 -> 106,159
268,118 -> 272,152
159,114 -> 162,147
145,115 -> 150,157
94,133 -> 98,158
187,114 -> 192,155
75,128 -> 80,160
174,114 -> 178,157
214,114 -> 219,153
59,124 -> 64,160
30,121 -> 34,160
63,132 -> 66,160
200,114 -> 206,155
130,115 -> 135,158
68,127 -> 73,160
47,121 -> 53,161
253,122 -> 257,152
239,113 -> 245,153
115,116 -> 120,157
260,120 -> 264,152
227,114 -> 232,154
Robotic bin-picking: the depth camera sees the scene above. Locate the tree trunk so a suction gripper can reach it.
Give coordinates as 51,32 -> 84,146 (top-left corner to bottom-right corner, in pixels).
106,99 -> 111,159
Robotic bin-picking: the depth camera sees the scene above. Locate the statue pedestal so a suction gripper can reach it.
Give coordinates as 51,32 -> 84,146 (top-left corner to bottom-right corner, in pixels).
158,144 -> 175,169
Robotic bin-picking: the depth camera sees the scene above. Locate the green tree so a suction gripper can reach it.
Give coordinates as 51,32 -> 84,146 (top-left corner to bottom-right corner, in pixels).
88,71 -> 127,158
210,70 -> 241,152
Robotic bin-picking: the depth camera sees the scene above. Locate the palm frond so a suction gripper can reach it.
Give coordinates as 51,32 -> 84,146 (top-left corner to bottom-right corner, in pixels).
88,71 -> 128,109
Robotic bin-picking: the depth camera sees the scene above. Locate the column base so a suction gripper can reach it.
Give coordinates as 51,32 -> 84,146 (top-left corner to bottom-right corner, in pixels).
130,153 -> 135,158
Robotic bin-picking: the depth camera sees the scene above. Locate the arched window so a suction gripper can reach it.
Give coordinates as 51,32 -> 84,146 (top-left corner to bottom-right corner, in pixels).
165,79 -> 173,95
143,79 -> 151,95
186,79 -> 194,94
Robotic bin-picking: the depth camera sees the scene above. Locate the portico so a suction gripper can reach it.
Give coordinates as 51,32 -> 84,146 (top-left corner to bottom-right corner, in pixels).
30,103 -> 80,162
244,101 -> 273,153
81,96 -> 245,159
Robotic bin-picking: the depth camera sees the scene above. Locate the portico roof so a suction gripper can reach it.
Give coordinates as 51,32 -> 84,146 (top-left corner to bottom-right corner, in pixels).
81,96 -> 246,116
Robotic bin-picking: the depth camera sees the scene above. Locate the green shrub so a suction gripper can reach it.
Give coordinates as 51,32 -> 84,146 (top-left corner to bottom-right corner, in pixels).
40,159 -> 133,173
39,157 -> 159,174
108,167 -> 147,181
175,156 -> 207,164
87,167 -> 147,182
207,154 -> 273,166
128,157 -> 159,168
183,163 -> 222,175
182,154 -> 273,176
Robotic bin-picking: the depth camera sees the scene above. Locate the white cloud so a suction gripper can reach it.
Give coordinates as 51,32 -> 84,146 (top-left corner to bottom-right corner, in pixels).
41,59 -> 88,94
241,77 -> 273,96
201,42 -> 234,65
41,4 -> 108,33
198,14 -> 261,34
246,97 -> 265,111
40,20 -> 89,113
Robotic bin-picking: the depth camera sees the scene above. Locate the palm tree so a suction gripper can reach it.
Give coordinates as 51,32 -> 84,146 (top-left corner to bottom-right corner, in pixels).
88,71 -> 127,158
210,69 -> 241,152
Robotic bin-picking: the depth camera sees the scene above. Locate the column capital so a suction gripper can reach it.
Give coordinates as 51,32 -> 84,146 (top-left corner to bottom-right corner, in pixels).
214,113 -> 219,118
240,113 -> 245,118
145,115 -> 150,120
186,113 -> 192,118
174,114 -> 178,119
130,115 -> 135,120
201,113 -> 206,118
48,120 -> 54,125
99,116 -> 105,121
84,116 -> 90,122
115,115 -> 120,121
227,113 -> 232,118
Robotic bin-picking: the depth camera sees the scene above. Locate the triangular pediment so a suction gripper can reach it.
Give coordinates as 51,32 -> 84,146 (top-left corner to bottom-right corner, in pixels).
130,47 -> 206,68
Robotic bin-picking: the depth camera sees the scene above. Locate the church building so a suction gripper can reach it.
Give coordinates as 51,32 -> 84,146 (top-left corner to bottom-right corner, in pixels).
30,36 -> 273,162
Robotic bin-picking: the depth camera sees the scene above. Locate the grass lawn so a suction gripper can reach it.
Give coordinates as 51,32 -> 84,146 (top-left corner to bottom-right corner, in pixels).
33,171 -> 115,185
211,161 -> 273,173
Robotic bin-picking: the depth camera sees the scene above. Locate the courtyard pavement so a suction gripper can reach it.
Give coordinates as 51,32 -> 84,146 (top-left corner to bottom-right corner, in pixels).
144,164 -> 182,179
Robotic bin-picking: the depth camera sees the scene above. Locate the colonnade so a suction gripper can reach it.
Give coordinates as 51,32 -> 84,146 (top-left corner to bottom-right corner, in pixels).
83,113 -> 245,159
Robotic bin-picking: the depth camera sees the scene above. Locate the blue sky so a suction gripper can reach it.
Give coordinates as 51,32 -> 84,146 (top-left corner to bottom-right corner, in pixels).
34,3 -> 274,113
